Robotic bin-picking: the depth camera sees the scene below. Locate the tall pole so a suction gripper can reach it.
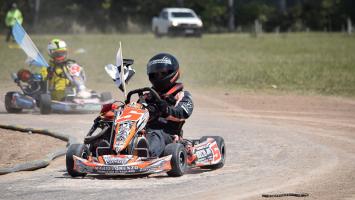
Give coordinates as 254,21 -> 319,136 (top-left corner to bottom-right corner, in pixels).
119,42 -> 126,99
228,0 -> 235,32
279,0 -> 286,14
34,0 -> 40,29
347,17 -> 353,35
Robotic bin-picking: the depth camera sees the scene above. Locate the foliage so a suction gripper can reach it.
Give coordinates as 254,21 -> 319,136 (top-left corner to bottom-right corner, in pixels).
185,0 -> 227,32
0,0 -> 354,33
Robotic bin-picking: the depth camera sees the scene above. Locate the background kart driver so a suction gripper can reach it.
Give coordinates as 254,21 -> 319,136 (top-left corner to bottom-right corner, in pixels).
45,38 -> 89,101
144,53 -> 194,157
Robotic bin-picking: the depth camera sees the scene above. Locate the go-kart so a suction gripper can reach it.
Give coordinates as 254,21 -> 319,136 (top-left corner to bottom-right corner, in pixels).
66,87 -> 226,177
4,21 -> 114,114
5,65 -> 114,114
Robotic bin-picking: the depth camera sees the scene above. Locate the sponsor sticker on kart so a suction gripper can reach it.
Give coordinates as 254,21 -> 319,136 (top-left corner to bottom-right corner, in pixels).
95,165 -> 145,174
68,64 -> 82,76
194,140 -> 221,166
102,155 -> 132,165
195,144 -> 213,162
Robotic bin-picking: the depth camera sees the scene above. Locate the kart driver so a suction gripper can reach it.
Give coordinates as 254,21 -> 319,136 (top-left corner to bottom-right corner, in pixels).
144,53 -> 194,157
46,39 -> 90,100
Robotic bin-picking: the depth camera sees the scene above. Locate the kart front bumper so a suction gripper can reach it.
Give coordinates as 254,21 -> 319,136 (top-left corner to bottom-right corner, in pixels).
73,155 -> 172,175
11,94 -> 108,113
51,101 -> 109,113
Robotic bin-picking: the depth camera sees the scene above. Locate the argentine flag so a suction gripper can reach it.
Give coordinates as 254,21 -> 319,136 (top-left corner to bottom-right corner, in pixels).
12,21 -> 49,67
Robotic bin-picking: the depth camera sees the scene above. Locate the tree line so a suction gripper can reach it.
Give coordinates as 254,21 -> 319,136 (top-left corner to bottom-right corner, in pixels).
1,0 -> 354,33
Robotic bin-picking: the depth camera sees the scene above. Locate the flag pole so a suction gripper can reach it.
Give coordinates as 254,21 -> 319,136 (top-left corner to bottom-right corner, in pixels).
119,42 -> 126,99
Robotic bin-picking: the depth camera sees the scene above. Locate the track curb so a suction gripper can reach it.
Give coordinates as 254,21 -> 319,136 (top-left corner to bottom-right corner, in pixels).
0,124 -> 77,175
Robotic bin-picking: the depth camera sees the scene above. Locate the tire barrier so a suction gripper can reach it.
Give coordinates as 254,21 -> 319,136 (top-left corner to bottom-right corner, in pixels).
0,124 -> 77,175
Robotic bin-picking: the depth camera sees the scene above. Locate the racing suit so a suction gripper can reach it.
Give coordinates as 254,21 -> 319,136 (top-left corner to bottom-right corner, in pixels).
47,59 -> 85,101
145,83 -> 194,157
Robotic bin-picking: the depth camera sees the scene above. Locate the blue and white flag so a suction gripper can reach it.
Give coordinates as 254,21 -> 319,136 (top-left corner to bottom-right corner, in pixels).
12,21 -> 49,67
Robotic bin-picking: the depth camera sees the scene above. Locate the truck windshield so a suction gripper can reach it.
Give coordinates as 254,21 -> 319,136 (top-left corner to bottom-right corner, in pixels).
171,12 -> 194,18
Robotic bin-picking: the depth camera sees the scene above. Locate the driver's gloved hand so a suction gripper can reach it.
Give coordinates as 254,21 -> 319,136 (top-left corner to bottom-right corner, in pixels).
47,67 -> 54,79
146,104 -> 159,121
147,104 -> 158,115
157,99 -> 169,118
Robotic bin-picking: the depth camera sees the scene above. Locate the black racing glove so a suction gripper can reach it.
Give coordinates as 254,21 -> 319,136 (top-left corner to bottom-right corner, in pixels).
146,104 -> 159,121
156,99 -> 169,118
147,104 -> 158,114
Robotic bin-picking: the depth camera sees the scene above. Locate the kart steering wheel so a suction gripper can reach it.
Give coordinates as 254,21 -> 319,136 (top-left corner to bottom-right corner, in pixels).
125,87 -> 161,105
126,87 -> 163,122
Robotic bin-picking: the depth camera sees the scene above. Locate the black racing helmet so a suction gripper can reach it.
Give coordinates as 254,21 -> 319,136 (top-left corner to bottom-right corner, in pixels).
147,53 -> 180,92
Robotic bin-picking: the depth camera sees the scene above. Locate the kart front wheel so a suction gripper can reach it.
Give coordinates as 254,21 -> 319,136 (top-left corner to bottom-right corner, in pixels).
39,94 -> 51,114
5,92 -> 22,113
66,144 -> 89,177
164,143 -> 187,177
199,136 -> 226,170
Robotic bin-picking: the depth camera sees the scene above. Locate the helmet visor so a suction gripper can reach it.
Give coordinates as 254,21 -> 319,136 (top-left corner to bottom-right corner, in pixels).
148,63 -> 178,73
51,50 -> 67,58
51,50 -> 67,63
148,70 -> 171,80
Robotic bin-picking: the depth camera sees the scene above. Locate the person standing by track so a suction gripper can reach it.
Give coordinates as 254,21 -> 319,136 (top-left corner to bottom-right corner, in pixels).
5,2 -> 23,43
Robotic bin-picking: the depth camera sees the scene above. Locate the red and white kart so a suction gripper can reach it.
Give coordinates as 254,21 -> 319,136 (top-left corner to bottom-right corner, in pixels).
66,87 -> 226,177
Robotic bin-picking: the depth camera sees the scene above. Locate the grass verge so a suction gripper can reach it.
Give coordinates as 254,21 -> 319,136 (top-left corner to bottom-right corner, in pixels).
1,33 -> 354,97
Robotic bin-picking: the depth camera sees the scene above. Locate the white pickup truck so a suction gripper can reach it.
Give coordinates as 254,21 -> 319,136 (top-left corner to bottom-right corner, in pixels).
152,8 -> 203,37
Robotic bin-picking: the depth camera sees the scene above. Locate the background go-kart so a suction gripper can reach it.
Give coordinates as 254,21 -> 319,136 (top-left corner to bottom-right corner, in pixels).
1,33 -> 355,200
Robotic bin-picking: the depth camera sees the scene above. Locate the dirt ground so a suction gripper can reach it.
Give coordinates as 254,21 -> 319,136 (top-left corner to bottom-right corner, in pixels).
0,129 -> 66,168
1,90 -> 355,168
1,88 -> 355,200
197,90 -> 355,134
194,90 -> 355,199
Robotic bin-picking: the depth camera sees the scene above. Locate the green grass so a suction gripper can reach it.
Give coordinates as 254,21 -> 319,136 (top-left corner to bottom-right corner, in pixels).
1,33 -> 355,96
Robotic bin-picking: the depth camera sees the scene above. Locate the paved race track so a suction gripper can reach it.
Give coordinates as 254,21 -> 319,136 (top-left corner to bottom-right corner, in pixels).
1,91 -> 354,200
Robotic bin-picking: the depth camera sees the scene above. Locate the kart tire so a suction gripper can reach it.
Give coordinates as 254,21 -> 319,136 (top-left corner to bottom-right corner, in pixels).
66,144 -> 89,177
164,143 -> 187,177
39,94 -> 51,114
199,136 -> 226,170
5,92 -> 22,113
100,92 -> 112,102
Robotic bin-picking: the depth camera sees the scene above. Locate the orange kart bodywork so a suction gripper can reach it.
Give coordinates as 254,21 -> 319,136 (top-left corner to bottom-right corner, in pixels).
73,154 -> 172,175
72,137 -> 223,175
66,87 -> 226,177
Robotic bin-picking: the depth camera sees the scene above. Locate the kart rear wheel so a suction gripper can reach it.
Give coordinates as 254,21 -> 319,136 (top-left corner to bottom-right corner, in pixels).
5,92 -> 22,113
39,94 -> 51,114
199,136 -> 226,170
66,144 -> 89,177
164,143 -> 187,177
100,92 -> 112,102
